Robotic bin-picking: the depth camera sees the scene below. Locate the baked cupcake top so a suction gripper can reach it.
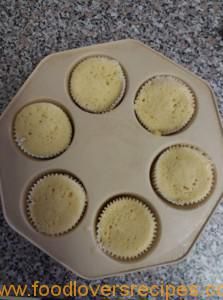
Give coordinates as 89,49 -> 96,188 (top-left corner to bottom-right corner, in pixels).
69,56 -> 125,113
96,196 -> 157,260
152,145 -> 214,206
135,76 -> 195,135
14,102 -> 72,158
26,174 -> 87,235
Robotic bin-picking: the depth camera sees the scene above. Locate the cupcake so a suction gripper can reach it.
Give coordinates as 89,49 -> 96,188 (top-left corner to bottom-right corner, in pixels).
152,145 -> 215,206
26,173 -> 87,235
135,76 -> 195,135
14,102 -> 73,158
96,196 -> 157,260
69,56 -> 126,113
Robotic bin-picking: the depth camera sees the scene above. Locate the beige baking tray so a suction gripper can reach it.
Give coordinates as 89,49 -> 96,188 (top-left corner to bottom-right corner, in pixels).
0,39 -> 223,279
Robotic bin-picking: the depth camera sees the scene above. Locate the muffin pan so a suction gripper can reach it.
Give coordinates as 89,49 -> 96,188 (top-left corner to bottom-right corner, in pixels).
0,39 -> 223,279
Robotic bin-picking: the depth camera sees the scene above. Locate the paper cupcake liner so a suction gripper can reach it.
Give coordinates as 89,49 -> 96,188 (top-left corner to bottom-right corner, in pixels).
68,55 -> 127,114
96,196 -> 158,260
13,122 -> 73,160
26,172 -> 87,236
151,144 -> 215,206
135,75 -> 197,135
